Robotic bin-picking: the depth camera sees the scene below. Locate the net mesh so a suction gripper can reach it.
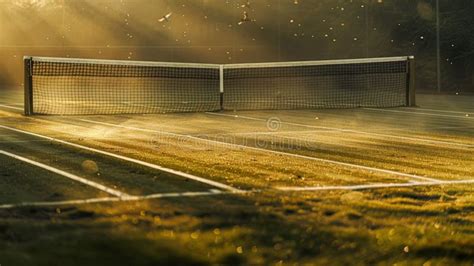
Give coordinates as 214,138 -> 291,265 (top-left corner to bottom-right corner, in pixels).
223,60 -> 408,110
27,57 -> 410,115
31,59 -> 221,115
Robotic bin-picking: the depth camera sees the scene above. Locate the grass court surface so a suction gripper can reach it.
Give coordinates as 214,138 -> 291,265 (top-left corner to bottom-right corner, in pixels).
0,88 -> 473,265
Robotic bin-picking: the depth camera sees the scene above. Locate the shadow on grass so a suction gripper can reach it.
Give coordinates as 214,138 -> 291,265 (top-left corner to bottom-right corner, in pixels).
2,185 -> 473,265
0,193 -> 381,265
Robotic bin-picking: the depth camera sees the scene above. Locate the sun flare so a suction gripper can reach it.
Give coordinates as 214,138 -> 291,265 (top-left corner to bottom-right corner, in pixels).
12,0 -> 56,8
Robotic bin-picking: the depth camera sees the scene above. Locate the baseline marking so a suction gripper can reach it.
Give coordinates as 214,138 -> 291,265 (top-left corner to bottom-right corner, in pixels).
0,190 -> 244,209
0,150 -> 129,198
363,108 -> 474,120
0,125 -> 242,193
1,179 -> 473,209
277,179 -> 474,191
205,112 -> 474,148
78,119 -> 442,183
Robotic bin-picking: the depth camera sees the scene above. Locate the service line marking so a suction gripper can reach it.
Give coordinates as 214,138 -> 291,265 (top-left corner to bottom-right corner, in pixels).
0,125 -> 242,193
78,118 -> 442,183
0,150 -> 129,198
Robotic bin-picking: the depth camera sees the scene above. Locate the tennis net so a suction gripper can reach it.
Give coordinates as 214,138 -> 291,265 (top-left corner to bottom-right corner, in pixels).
24,56 -> 415,115
24,57 -> 221,115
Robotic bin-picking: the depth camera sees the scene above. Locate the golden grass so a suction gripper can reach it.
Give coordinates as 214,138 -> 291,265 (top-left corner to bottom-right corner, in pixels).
0,92 -> 473,264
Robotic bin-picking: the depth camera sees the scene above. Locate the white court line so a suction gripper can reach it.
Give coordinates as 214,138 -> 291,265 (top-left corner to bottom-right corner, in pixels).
78,118 -> 442,183
363,108 -> 473,120
0,125 -> 242,193
427,125 -> 474,130
0,103 -> 24,106
205,112 -> 474,149
0,104 -> 23,111
2,178 -> 473,209
0,140 -> 53,144
0,190 -> 244,209
215,129 -> 335,136
277,179 -> 474,191
405,107 -> 474,115
0,150 -> 129,198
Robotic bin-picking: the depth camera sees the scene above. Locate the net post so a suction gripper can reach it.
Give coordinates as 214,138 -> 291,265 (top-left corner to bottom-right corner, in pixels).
407,56 -> 416,107
219,65 -> 224,111
24,56 -> 34,116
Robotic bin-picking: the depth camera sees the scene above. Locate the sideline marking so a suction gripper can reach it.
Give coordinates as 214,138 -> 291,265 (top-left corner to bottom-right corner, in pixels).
205,112 -> 474,148
78,118 -> 442,183
277,179 -> 474,191
0,190 -> 244,209
405,107 -> 474,115
216,129 -> 335,136
363,108 -> 474,120
0,150 -> 129,198
0,125 -> 242,193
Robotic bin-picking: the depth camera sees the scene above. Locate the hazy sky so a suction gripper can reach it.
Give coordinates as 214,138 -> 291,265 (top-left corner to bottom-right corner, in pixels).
0,0 -> 444,88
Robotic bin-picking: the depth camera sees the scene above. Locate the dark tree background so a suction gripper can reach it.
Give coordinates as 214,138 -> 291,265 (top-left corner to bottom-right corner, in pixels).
0,0 -> 472,92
